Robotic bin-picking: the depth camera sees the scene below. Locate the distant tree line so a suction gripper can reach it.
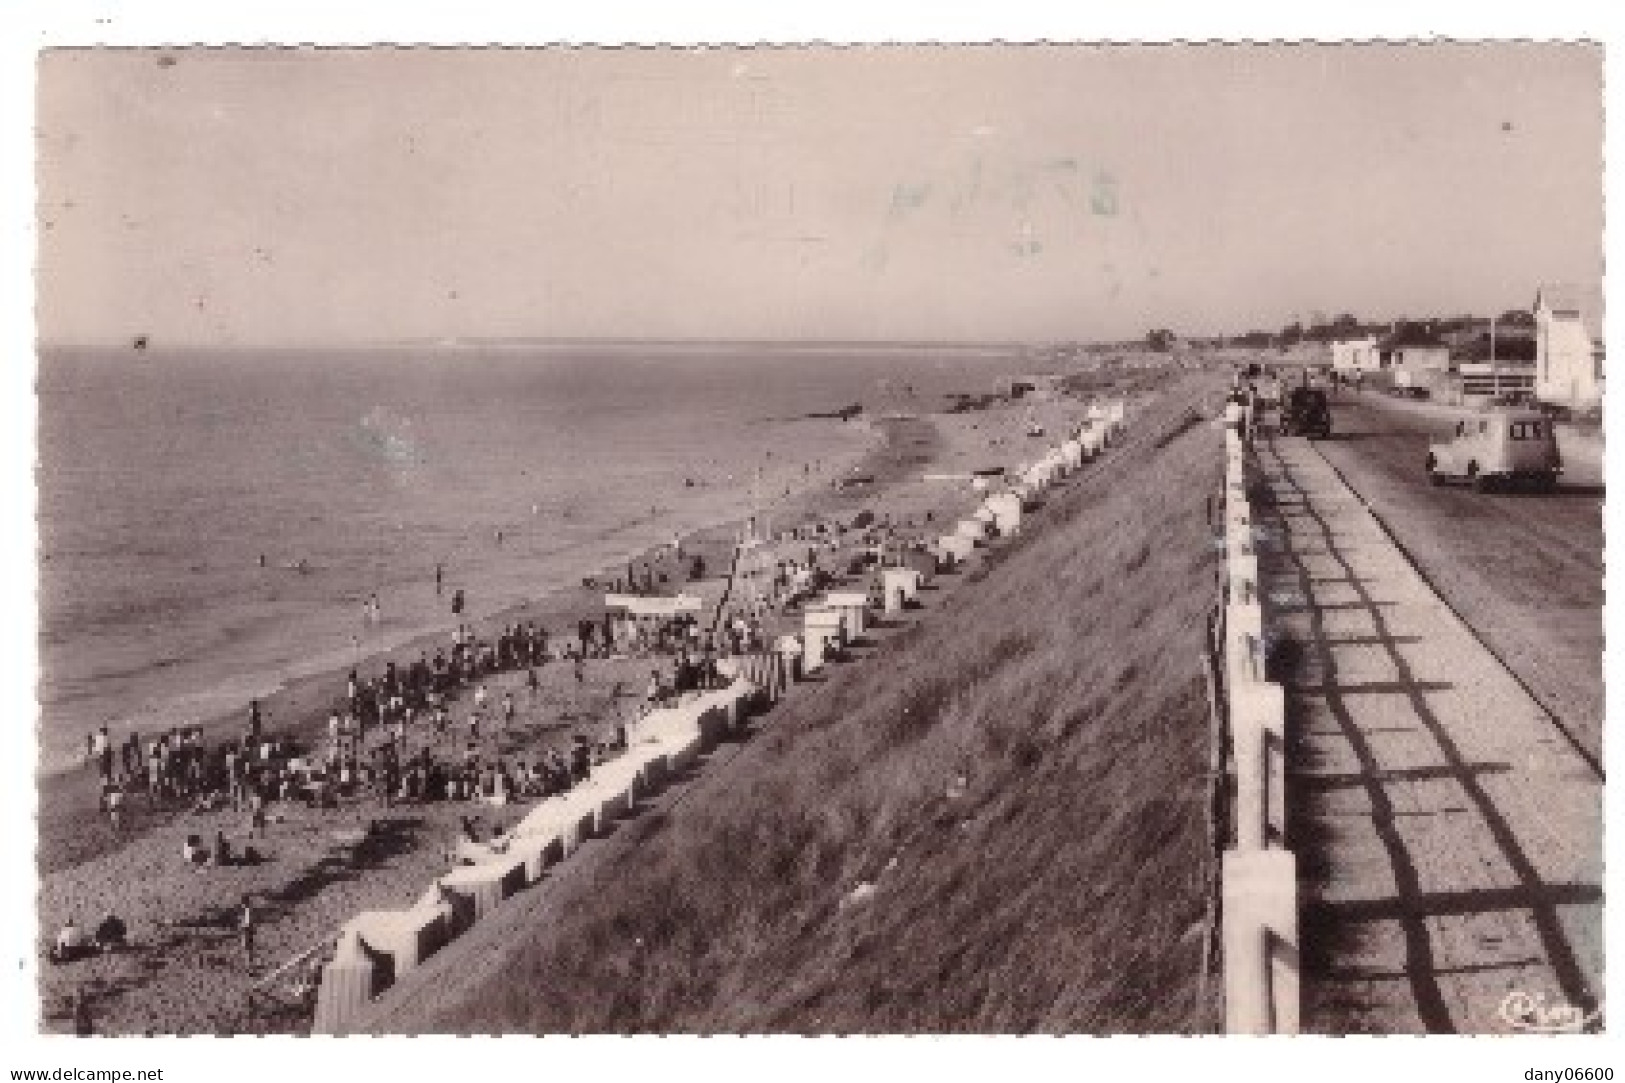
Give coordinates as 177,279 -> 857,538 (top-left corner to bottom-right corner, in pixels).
1166,307 -> 1540,352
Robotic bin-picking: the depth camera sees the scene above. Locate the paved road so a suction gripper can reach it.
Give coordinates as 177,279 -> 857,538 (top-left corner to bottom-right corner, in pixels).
1257,437 -> 1603,1034
1304,392 -> 1604,767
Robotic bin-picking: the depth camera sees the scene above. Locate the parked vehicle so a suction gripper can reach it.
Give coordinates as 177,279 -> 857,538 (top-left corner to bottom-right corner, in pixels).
1281,386 -> 1332,439
1425,408 -> 1562,491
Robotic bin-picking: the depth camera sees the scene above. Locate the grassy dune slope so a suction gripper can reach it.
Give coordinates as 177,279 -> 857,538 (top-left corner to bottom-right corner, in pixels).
417,373 -> 1224,1033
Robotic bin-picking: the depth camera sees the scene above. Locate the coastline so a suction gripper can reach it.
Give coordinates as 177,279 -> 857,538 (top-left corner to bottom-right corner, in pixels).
37,413 -> 895,876
36,390 -> 1095,1035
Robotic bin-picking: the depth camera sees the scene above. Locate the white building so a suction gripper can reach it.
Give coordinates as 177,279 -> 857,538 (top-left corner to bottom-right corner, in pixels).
1533,284 -> 1604,411
1387,344 -> 1452,394
1330,337 -> 1382,374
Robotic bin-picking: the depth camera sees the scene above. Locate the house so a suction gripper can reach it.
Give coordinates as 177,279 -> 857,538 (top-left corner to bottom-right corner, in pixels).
1533,284 -> 1604,412
1329,336 -> 1382,374
1376,324 -> 1451,396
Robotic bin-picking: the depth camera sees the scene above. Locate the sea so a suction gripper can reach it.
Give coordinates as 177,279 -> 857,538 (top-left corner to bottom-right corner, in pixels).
36,342 -> 1030,773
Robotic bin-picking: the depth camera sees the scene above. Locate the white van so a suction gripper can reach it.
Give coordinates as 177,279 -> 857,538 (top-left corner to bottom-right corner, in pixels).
1425,408 -> 1562,491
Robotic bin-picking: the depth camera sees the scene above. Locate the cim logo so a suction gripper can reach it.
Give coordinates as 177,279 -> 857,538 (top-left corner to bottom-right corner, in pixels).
1499,989 -> 1603,1034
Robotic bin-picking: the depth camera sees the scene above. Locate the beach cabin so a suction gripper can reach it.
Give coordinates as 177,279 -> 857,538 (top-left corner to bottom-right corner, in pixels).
880,566 -> 920,613
436,856 -> 527,922
939,534 -> 975,562
341,906 -> 447,980
986,492 -> 1022,535
1061,439 -> 1083,470
312,929 -> 393,1035
955,518 -> 989,544
824,591 -> 870,641
802,608 -> 844,672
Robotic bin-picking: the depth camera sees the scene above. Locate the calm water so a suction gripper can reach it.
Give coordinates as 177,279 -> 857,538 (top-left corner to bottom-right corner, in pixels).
37,343 -> 1025,771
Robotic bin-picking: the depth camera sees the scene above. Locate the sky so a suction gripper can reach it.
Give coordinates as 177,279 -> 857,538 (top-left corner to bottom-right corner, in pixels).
35,44 -> 1603,347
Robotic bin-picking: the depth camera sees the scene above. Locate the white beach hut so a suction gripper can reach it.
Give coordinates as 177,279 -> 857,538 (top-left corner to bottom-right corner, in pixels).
802,608 -> 843,672
824,591 -> 870,641
986,492 -> 1023,535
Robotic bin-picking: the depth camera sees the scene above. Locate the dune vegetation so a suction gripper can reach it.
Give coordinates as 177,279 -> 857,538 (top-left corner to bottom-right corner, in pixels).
394,371 -> 1225,1034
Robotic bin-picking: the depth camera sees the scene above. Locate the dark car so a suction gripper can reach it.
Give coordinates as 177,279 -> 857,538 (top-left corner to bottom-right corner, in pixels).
1282,386 -> 1331,439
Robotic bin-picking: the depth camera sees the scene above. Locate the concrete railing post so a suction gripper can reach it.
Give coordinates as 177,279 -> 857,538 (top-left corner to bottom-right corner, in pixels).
1222,849 -> 1300,1035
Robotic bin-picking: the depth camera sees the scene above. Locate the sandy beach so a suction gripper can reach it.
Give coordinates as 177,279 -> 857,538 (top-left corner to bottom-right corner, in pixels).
37,388 -> 1092,1035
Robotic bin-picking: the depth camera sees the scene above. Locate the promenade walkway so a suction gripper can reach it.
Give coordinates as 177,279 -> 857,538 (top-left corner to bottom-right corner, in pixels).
1254,436 -> 1603,1033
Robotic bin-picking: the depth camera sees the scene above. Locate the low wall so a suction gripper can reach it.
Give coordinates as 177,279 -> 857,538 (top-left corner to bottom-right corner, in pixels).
1214,423 -> 1300,1034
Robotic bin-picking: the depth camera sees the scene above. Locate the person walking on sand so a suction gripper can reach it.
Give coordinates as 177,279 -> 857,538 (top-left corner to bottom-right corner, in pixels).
238,895 -> 257,967
91,724 -> 112,783
526,666 -> 540,701
103,781 -> 124,832
247,786 -> 267,839
435,562 -> 444,596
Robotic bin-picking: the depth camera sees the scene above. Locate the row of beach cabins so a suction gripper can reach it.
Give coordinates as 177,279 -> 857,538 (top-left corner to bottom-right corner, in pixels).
306,396 -> 1132,1034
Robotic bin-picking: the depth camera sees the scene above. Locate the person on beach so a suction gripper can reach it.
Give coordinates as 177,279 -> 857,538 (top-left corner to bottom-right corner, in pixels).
248,787 -> 267,839
238,895 -> 257,966
94,913 -> 127,953
526,666 -> 540,700
435,562 -> 444,595
91,724 -> 113,782
502,691 -> 516,726
52,918 -> 90,964
102,782 -> 124,832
